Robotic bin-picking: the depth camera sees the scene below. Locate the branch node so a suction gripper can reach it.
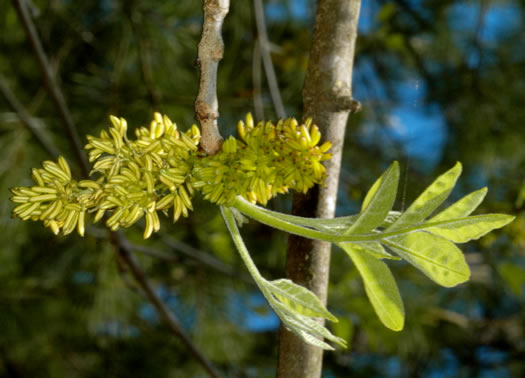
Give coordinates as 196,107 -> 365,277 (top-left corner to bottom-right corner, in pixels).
332,81 -> 361,113
335,96 -> 362,113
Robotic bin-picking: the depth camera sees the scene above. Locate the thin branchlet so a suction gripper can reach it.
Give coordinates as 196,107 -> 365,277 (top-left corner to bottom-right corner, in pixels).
195,0 -> 230,155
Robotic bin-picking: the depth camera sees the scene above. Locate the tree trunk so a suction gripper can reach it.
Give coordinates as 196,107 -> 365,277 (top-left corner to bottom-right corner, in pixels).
277,1 -> 361,377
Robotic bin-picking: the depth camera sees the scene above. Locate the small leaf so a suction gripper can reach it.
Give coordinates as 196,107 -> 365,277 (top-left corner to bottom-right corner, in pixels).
388,162 -> 462,231
382,211 -> 402,227
294,330 -> 335,350
341,243 -> 405,331
266,279 -> 338,322
268,297 -> 347,349
430,187 -> 487,222
361,172 -> 383,212
425,214 -> 515,243
346,162 -> 399,234
383,232 -> 470,287
231,207 -> 249,227
340,241 -> 399,260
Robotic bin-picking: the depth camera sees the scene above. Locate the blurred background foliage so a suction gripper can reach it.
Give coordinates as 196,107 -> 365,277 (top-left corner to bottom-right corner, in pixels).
0,0 -> 524,376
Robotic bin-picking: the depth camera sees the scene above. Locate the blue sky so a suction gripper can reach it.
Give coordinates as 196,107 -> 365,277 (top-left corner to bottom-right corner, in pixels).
266,0 -> 521,170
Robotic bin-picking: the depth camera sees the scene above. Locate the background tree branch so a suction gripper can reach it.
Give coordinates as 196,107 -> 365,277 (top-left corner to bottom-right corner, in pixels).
111,233 -> 222,378
9,2 -> 221,375
0,74 -> 60,158
252,0 -> 286,119
195,0 -> 230,155
11,0 -> 89,175
278,1 -> 362,377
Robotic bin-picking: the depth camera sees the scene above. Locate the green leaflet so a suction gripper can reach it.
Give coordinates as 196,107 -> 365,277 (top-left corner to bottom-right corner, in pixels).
425,214 -> 515,243
382,211 -> 402,227
221,206 -> 343,350
361,169 -> 383,212
341,243 -> 405,331
231,207 -> 249,227
267,297 -> 347,349
430,187 -> 487,222
383,232 -> 470,287
339,241 -> 399,260
387,162 -> 462,231
266,279 -> 338,322
295,331 -> 337,351
346,162 -> 399,234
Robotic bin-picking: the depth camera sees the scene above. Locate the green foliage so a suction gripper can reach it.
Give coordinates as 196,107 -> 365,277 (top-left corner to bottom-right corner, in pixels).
266,279 -> 338,322
221,206 -> 346,351
342,244 -> 404,331
383,232 -> 470,287
345,161 -> 399,234
386,162 -> 462,232
230,161 -> 513,348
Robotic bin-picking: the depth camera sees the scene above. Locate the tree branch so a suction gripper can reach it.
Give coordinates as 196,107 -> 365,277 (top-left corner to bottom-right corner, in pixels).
252,0 -> 286,119
252,39 -> 265,121
8,1 -> 225,376
0,74 -> 60,158
11,0 -> 89,176
11,3 -> 219,373
128,10 -> 161,110
278,1 -> 362,377
111,233 -> 222,378
195,0 -> 230,155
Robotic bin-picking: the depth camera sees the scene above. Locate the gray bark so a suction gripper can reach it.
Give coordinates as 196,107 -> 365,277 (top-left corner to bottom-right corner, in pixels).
195,0 -> 230,155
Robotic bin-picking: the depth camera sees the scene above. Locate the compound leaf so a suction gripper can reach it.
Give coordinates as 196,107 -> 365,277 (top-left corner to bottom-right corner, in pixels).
221,206 -> 344,350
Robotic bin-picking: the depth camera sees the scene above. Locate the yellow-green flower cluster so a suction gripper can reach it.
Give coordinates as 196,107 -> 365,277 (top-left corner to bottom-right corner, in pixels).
10,157 -> 94,236
84,113 -> 199,238
10,113 -> 331,238
191,114 -> 331,205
